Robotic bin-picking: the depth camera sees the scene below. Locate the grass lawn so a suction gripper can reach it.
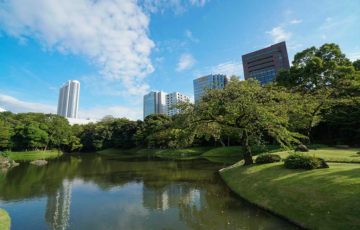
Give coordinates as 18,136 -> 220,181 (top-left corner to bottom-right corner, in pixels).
5,150 -> 63,161
273,147 -> 360,163
220,162 -> 360,230
98,147 -> 212,159
202,145 -> 285,157
0,208 -> 10,230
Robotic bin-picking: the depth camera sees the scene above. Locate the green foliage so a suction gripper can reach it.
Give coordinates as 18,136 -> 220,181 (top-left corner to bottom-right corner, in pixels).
284,154 -> 329,170
353,59 -> 360,71
0,208 -> 11,230
255,153 -> 281,164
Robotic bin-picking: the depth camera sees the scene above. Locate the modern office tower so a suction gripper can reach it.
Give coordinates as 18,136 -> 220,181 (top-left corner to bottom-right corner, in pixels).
193,74 -> 227,103
242,41 -> 290,85
57,80 -> 80,119
166,92 -> 190,116
143,91 -> 167,119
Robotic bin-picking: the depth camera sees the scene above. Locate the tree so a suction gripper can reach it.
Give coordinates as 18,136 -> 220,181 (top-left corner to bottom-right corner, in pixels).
0,120 -> 12,150
194,78 -> 302,165
275,43 -> 360,141
353,59 -> 360,71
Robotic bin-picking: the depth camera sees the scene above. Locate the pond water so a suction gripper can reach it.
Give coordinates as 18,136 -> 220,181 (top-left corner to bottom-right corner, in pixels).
0,154 -> 297,230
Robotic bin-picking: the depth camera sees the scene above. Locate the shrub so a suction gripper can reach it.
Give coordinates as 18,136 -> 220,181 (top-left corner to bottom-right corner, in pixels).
284,154 -> 329,170
295,144 -> 309,152
255,153 -> 281,164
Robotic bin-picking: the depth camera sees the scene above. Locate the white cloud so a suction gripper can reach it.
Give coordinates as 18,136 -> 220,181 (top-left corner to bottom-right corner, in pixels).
195,60 -> 243,79
79,106 -> 142,121
266,26 -> 292,43
176,53 -> 196,71
348,52 -> 360,61
0,93 -> 142,120
290,19 -> 302,24
0,93 -> 56,114
189,0 -> 208,7
185,29 -> 199,43
140,0 -> 208,14
0,0 -> 154,96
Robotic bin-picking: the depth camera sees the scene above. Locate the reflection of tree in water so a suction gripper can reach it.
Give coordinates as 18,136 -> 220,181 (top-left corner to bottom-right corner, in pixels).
45,179 -> 72,230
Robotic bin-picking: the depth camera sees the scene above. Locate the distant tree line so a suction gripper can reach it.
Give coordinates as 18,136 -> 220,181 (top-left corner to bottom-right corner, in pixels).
0,43 -> 359,164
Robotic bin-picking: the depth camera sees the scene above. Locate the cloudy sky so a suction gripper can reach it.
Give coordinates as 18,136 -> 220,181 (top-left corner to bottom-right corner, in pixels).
0,0 -> 359,120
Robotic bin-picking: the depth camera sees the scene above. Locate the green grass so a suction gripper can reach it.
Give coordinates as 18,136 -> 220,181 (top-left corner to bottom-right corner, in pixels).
220,162 -> 360,230
202,146 -> 243,157
98,147 -> 212,160
202,145 -> 285,157
274,147 -> 360,163
0,208 -> 10,230
155,147 -> 211,158
4,150 -> 63,161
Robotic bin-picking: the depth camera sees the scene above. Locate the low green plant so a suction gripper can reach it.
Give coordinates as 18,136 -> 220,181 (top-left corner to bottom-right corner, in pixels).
255,153 -> 281,164
284,154 -> 329,170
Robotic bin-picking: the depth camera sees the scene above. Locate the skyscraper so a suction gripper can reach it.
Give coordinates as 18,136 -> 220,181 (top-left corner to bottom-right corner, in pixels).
57,80 -> 80,119
242,41 -> 290,85
193,74 -> 227,103
143,91 -> 167,119
166,92 -> 190,116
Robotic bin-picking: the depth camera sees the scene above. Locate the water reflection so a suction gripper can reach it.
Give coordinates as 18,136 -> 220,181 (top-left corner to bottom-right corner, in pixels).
45,180 -> 72,230
0,154 -> 297,230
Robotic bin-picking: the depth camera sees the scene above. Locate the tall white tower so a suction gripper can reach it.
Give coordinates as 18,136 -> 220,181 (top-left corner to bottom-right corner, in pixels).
57,80 -> 80,119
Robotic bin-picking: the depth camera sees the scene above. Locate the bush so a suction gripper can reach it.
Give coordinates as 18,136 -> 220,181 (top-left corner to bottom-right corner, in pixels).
255,153 -> 281,164
284,154 -> 329,170
295,144 -> 309,152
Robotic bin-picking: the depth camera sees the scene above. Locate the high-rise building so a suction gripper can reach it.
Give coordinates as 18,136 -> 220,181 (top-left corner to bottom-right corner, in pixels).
242,41 -> 290,85
143,91 -> 167,119
193,74 -> 227,103
166,92 -> 190,116
57,80 -> 80,119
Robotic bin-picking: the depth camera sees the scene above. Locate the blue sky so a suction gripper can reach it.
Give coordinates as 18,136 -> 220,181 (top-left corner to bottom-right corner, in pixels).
0,0 -> 359,120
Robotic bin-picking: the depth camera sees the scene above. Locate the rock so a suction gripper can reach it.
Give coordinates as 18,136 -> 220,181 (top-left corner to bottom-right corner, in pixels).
295,144 -> 309,152
30,160 -> 48,166
0,156 -> 19,169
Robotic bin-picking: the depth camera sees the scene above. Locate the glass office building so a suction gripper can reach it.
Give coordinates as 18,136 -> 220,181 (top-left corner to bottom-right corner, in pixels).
193,74 -> 227,103
242,41 -> 290,85
143,91 -> 167,119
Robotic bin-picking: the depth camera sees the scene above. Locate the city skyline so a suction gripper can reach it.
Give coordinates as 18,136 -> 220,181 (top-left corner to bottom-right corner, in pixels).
0,0 -> 359,120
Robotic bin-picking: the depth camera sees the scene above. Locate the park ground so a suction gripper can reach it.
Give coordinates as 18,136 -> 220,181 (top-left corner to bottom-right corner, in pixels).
220,147 -> 360,230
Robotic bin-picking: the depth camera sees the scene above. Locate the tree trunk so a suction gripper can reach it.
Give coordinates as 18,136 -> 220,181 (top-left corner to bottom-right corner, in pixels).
219,138 -> 225,147
242,131 -> 253,165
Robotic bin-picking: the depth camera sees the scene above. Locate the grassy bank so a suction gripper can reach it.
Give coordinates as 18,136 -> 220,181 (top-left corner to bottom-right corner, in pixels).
98,147 -> 211,159
4,150 -> 63,161
220,162 -> 360,229
0,208 -> 10,230
273,147 -> 360,163
98,145 -> 285,160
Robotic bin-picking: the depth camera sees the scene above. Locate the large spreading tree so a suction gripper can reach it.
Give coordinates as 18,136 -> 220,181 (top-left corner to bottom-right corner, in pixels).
193,77 -> 303,165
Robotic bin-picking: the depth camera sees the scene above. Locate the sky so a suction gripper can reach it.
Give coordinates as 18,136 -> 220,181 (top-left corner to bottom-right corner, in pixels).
0,0 -> 359,120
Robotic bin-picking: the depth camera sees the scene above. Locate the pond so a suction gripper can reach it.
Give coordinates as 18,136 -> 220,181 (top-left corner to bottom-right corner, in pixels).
0,154 -> 298,230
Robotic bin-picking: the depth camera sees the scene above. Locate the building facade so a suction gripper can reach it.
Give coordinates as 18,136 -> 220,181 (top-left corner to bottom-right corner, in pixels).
242,41 -> 290,85
166,92 -> 190,116
143,91 -> 167,119
193,74 -> 227,103
57,80 -> 80,119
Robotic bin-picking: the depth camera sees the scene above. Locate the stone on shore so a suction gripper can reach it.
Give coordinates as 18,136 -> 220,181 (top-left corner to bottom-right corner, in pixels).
30,159 -> 48,166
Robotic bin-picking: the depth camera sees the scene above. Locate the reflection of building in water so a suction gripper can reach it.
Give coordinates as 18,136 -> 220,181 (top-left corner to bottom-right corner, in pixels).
45,180 -> 72,230
143,183 -> 204,211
